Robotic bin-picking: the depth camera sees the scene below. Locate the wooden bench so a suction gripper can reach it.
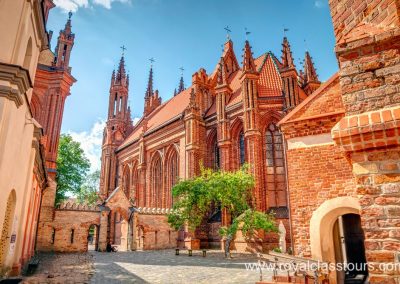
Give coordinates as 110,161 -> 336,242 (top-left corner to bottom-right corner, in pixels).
257,252 -> 330,284
175,248 -> 207,257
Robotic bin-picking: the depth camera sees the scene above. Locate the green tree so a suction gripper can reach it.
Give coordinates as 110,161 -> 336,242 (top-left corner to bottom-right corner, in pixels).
77,170 -> 100,205
56,134 -> 90,204
167,165 -> 277,257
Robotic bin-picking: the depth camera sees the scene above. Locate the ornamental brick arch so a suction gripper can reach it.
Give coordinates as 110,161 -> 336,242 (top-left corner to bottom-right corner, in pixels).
206,128 -> 219,170
230,117 -> 244,170
0,190 -> 17,274
149,150 -> 164,208
164,144 -> 179,208
130,160 -> 139,206
122,164 -> 131,200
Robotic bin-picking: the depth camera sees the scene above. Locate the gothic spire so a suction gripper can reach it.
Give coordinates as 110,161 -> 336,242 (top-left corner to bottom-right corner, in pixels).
303,51 -> 319,83
116,55 -> 126,83
217,57 -> 228,86
177,76 -> 185,94
64,11 -> 73,35
242,40 -> 256,73
281,37 -> 295,69
145,66 -> 154,98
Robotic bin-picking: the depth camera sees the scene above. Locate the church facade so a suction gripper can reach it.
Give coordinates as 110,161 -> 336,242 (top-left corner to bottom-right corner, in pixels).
99,37 -> 320,250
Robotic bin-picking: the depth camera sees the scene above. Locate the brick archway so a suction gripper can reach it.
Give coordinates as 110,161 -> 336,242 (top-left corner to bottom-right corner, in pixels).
309,196 -> 361,283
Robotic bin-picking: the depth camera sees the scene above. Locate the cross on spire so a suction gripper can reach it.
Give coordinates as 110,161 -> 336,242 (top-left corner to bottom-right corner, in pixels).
68,11 -> 72,20
179,67 -> 184,76
224,26 -> 231,40
283,28 -> 289,36
120,45 -> 127,56
245,27 -> 251,40
149,57 -> 155,67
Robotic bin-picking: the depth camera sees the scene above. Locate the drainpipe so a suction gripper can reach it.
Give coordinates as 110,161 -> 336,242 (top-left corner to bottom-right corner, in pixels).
282,134 -> 294,254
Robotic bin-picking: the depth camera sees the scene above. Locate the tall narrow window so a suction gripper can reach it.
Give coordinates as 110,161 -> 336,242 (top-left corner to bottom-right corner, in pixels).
214,142 -> 220,170
265,123 -> 286,208
167,151 -> 179,207
123,168 -> 130,199
239,131 -> 245,166
51,228 -> 56,244
70,229 -> 75,244
152,155 -> 162,208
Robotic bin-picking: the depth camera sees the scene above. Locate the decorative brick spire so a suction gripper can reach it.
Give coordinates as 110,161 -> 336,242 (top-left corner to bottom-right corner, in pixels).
177,75 -> 185,94
242,40 -> 256,73
217,57 -> 228,86
303,51 -> 319,83
145,66 -> 154,98
115,55 -> 127,85
54,11 -> 75,70
281,37 -> 295,69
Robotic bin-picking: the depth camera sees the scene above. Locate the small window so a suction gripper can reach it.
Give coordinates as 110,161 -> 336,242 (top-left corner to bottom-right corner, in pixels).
71,229 -> 75,243
51,228 -> 56,244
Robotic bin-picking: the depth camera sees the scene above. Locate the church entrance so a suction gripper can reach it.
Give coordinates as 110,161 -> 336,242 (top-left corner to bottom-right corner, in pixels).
0,190 -> 17,274
333,213 -> 368,284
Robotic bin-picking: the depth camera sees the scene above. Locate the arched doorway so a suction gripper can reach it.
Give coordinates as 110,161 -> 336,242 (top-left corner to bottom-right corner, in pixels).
136,226 -> 144,250
87,224 -> 99,251
310,197 -> 368,283
0,190 -> 17,273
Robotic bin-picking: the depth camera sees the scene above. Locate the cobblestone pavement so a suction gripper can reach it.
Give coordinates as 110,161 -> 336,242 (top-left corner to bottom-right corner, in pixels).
90,249 -> 272,284
22,253 -> 94,283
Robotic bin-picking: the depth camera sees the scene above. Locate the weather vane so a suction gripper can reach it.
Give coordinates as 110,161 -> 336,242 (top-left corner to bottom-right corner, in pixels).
179,67 -> 184,76
120,45 -> 127,56
68,11 -> 72,20
149,57 -> 155,67
245,27 -> 251,40
224,26 -> 231,40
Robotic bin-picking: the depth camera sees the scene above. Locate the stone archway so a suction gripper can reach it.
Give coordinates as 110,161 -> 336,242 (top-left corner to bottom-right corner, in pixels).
0,190 -> 17,274
310,196 -> 364,283
87,224 -> 99,251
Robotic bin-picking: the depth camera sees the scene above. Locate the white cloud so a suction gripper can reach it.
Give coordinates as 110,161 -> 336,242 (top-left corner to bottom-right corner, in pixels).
314,0 -> 325,8
68,117 -> 140,172
54,0 -> 130,12
68,119 -> 105,171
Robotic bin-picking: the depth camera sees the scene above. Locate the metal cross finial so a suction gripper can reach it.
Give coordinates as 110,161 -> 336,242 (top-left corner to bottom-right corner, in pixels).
179,67 -> 184,76
224,26 -> 231,40
149,57 -> 155,67
68,11 -> 72,20
283,28 -> 289,36
304,39 -> 308,51
245,27 -> 251,40
120,45 -> 127,56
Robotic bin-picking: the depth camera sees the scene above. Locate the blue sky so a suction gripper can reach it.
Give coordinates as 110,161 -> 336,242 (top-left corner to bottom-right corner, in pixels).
48,0 -> 337,171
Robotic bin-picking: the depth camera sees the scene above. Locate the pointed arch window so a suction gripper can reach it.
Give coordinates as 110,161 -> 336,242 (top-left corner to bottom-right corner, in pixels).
123,167 -> 130,199
265,123 -> 286,207
239,131 -> 245,166
167,150 -> 179,207
151,155 -> 162,208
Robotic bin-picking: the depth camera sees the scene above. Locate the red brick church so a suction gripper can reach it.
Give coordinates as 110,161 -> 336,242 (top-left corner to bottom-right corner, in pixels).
99,37 -> 320,250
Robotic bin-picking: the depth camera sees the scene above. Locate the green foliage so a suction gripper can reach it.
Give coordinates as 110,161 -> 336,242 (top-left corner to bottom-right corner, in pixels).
77,170 -> 100,205
168,165 -> 277,245
273,247 -> 282,253
56,134 -> 90,204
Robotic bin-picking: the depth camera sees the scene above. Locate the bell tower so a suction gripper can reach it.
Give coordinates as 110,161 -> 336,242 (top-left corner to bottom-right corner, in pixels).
100,50 -> 133,199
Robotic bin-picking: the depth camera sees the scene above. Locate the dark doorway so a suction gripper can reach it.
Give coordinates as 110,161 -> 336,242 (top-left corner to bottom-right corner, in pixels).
335,214 -> 368,284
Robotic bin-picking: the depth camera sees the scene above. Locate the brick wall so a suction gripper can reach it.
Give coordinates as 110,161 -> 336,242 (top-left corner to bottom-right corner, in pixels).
137,214 -> 177,250
328,0 -> 400,282
286,144 -> 356,257
37,210 -> 100,252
